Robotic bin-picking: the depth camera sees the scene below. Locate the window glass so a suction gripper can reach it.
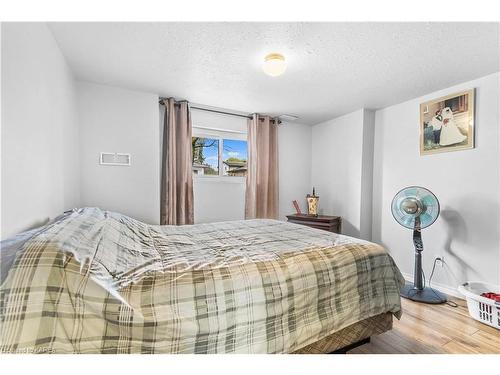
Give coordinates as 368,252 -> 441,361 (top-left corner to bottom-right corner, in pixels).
222,139 -> 248,177
192,137 -> 219,176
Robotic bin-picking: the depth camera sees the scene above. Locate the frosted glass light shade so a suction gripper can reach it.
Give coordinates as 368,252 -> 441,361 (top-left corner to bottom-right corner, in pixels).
262,53 -> 286,77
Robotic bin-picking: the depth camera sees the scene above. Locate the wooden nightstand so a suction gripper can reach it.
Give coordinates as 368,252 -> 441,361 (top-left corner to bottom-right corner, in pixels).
286,214 -> 342,234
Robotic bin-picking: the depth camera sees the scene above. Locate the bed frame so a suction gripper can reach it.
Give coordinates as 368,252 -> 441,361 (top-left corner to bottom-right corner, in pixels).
292,312 -> 392,354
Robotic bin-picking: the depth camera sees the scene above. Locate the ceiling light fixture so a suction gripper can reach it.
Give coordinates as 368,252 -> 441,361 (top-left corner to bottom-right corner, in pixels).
262,53 -> 287,77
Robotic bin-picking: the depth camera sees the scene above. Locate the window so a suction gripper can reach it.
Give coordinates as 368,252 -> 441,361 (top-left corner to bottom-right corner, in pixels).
192,136 -> 247,178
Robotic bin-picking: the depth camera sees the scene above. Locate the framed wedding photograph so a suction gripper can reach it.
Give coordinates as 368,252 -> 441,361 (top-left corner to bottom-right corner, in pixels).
420,89 -> 475,155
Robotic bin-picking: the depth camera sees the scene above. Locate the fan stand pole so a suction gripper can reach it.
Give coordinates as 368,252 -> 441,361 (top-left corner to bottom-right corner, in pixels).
400,217 -> 447,304
413,218 -> 424,290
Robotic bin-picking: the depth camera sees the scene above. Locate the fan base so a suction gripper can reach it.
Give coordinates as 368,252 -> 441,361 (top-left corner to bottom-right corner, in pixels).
400,282 -> 447,304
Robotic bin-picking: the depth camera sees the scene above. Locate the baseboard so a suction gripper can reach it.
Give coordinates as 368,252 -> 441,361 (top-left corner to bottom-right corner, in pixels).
400,272 -> 464,299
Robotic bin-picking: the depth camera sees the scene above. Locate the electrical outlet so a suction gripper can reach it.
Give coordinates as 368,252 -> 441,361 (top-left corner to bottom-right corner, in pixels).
435,256 -> 444,267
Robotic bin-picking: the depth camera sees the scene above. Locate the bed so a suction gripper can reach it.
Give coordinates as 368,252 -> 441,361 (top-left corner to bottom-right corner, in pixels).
0,207 -> 404,354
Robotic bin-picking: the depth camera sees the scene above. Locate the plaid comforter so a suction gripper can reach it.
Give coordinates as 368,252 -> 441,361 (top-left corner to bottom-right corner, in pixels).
0,207 -> 404,353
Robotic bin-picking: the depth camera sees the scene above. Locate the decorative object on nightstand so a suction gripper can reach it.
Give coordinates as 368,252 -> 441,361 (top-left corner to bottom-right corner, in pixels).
286,214 -> 342,234
292,200 -> 302,214
306,187 -> 319,216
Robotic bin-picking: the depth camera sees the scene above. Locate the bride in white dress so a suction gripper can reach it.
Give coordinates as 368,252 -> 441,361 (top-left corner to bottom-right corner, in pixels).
439,107 -> 466,146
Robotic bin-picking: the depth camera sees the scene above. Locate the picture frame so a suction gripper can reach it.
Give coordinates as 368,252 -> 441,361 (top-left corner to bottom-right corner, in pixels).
419,89 -> 475,155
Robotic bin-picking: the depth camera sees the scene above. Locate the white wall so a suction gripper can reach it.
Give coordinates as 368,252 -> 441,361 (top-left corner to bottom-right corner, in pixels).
278,122 -> 312,220
193,179 -> 247,223
77,82 -> 160,224
311,109 -> 374,239
1,23 -> 80,239
372,72 -> 500,290
360,110 -> 375,240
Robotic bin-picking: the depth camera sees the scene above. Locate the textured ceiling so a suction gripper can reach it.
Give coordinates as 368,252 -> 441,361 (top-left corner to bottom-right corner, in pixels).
48,22 -> 499,125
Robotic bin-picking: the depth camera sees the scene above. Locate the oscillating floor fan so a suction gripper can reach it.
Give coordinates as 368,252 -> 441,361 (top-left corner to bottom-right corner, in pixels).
391,186 -> 447,304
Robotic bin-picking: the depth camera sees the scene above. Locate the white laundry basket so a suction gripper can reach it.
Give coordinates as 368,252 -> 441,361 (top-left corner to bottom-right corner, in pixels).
458,281 -> 500,329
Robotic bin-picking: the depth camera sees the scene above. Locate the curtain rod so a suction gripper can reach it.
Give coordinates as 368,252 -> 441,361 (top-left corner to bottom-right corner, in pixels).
159,98 -> 281,124
192,105 -> 252,120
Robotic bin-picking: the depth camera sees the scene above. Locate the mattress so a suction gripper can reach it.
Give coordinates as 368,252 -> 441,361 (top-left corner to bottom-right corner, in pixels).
0,207 -> 404,353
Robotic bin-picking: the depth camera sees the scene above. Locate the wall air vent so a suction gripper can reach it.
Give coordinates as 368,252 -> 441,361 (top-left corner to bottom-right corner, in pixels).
100,152 -> 131,166
279,114 -> 300,122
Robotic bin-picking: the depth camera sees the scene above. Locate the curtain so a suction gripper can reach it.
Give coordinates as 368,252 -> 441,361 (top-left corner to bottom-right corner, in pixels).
160,98 -> 194,225
245,114 -> 279,219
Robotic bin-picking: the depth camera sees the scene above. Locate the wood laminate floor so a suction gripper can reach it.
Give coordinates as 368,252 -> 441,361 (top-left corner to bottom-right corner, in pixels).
349,296 -> 500,354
